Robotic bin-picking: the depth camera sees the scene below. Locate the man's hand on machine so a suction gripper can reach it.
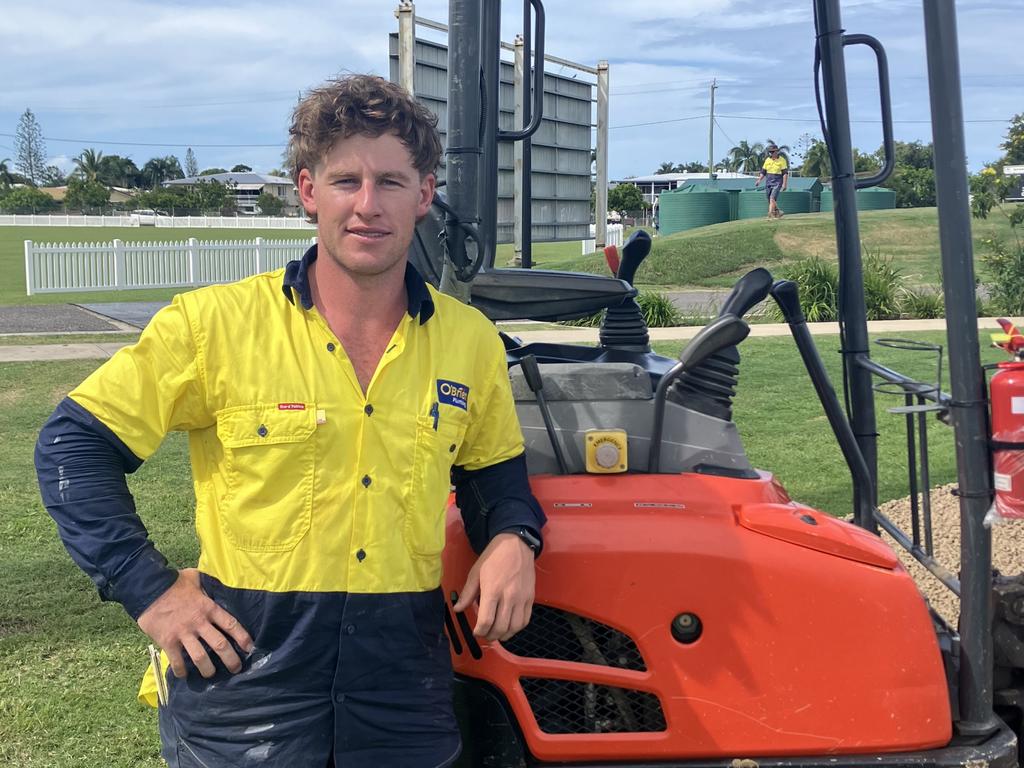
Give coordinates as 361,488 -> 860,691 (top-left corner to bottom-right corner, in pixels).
137,568 -> 254,679
454,533 -> 536,642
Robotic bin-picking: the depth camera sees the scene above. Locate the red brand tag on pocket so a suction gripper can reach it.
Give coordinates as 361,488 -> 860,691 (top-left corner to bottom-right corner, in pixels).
278,403 -> 306,411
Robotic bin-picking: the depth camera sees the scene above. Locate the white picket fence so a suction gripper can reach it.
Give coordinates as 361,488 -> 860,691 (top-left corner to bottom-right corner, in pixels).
24,237 -> 316,295
582,223 -> 624,254
1,214 -> 315,229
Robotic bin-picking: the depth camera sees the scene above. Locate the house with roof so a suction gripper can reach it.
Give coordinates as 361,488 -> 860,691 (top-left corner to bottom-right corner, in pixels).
40,185 -> 137,206
164,172 -> 300,215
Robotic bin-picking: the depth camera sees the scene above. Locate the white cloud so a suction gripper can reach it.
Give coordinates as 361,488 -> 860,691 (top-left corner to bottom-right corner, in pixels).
0,1 -> 1019,177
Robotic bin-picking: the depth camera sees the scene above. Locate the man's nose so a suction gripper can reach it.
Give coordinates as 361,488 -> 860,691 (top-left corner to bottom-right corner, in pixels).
354,182 -> 382,215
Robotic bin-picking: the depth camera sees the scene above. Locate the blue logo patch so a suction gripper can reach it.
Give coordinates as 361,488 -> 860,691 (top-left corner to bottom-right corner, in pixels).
437,379 -> 469,410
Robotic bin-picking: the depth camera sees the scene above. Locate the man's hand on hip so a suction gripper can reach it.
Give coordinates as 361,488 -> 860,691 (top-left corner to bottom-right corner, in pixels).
137,568 -> 254,679
454,533 -> 536,642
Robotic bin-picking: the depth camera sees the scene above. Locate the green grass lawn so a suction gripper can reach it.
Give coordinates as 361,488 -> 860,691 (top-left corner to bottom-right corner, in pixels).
0,330 -> 1003,764
538,206 -> 1023,290
2,207 -> 1020,306
1,227 -> 314,306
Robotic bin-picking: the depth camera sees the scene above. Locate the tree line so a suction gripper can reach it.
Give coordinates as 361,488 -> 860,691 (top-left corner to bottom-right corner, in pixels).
646,115 -> 1024,210
1,108 -> 291,215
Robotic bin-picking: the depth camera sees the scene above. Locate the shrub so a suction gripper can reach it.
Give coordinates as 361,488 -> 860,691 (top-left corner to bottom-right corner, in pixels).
862,249 -> 909,320
901,288 -> 945,319
638,290 -> 684,327
774,256 -> 839,322
560,289 -> 684,328
979,235 -> 1024,316
769,248 -> 915,321
0,185 -> 58,214
971,173 -> 1024,315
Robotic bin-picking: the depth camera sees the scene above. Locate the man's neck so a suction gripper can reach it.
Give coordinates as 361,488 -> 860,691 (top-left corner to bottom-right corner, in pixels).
309,257 -> 407,341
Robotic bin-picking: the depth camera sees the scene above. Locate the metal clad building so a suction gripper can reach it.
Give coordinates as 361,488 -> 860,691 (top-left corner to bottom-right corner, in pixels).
389,34 -> 592,242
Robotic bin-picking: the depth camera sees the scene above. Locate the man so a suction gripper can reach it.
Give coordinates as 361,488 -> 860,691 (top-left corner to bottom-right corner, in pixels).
753,142 -> 788,219
35,74 -> 546,767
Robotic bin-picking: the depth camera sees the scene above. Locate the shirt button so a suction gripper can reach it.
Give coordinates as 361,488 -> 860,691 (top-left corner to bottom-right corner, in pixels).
257,424 -> 268,437
326,342 -> 336,352
361,475 -> 371,488
364,404 -> 374,416
345,624 -> 356,635
449,443 -> 457,453
355,548 -> 366,562
335,692 -> 346,703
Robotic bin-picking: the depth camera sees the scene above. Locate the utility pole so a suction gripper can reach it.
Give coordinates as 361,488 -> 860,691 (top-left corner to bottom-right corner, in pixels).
708,78 -> 717,179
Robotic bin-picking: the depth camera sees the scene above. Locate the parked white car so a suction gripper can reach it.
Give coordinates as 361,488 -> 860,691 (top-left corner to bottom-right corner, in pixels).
129,209 -> 159,226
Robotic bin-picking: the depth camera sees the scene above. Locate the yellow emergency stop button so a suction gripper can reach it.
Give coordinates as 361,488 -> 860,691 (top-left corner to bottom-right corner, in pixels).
585,429 -> 628,473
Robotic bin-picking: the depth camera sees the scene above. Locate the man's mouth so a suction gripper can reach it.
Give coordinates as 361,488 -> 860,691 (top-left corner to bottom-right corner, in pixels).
348,228 -> 389,239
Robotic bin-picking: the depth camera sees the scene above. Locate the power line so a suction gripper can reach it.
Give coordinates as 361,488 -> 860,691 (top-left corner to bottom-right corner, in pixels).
0,91 -> 301,112
716,113 -> 1009,124
0,132 -> 284,149
612,73 -> 1024,90
610,113 -> 1010,130
713,118 -> 738,149
609,115 -> 707,130
19,97 -> 298,112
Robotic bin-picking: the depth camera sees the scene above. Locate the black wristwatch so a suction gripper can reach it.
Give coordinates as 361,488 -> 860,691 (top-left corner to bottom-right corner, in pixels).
506,526 -> 542,557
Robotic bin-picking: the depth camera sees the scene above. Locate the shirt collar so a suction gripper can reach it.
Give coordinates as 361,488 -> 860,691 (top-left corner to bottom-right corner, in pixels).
282,243 -> 435,325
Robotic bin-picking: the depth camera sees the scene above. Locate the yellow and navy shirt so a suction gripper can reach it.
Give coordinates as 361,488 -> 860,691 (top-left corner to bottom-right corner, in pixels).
35,247 -> 545,765
38,246 -> 542,605
761,154 -> 789,179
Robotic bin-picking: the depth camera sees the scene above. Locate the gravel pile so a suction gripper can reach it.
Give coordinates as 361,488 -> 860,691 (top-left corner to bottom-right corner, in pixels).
879,484 -> 1024,625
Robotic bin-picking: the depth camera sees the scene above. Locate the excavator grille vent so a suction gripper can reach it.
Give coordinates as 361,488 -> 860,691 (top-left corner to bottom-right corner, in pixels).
520,678 -> 667,734
501,605 -> 646,671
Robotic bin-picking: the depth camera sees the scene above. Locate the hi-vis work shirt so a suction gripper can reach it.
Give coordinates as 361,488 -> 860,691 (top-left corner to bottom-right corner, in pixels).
761,155 -> 789,180
35,246 -> 545,767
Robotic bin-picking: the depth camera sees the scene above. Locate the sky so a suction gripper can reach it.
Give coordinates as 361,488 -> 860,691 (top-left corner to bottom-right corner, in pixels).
0,0 -> 1020,183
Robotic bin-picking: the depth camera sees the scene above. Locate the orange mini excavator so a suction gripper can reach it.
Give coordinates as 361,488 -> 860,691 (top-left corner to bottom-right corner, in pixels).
407,0 -> 1024,766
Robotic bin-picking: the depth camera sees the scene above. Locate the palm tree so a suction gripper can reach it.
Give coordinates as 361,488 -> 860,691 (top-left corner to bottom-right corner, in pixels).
142,156 -> 184,189
656,161 -> 677,174
800,140 -> 831,179
728,141 -> 764,173
73,148 -> 104,182
0,158 -> 14,189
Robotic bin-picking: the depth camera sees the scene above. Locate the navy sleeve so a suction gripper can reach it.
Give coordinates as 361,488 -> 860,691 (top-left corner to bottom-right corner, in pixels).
35,397 -> 179,620
452,452 -> 547,556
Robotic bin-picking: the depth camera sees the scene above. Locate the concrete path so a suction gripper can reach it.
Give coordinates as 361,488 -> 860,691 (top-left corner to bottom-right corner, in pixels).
0,317 -> 966,363
665,290 -> 730,314
2,294 -> 729,338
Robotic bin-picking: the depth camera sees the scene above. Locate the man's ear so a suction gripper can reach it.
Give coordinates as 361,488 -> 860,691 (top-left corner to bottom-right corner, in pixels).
416,173 -> 436,219
298,168 -> 317,218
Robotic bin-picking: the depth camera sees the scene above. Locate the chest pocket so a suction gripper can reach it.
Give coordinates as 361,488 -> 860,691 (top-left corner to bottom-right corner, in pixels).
216,404 -> 317,552
405,413 -> 467,558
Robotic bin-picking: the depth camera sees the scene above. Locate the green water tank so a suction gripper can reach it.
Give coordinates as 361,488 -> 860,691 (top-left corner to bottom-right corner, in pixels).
738,189 -> 768,219
659,187 -> 730,234
856,187 -> 896,210
739,189 -> 811,218
819,187 -> 895,212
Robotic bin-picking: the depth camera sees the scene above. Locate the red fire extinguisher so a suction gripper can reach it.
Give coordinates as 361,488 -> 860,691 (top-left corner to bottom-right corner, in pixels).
989,318 -> 1024,520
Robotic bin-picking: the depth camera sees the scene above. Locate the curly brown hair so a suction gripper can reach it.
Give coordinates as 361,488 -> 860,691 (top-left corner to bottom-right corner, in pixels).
287,74 -> 442,186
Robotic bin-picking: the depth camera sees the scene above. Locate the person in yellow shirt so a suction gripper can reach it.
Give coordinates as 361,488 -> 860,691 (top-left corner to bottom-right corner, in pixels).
35,74 -> 545,767
754,142 -> 789,219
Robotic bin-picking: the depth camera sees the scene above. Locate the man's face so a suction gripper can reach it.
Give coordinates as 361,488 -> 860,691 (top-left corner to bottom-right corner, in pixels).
298,132 -> 435,280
